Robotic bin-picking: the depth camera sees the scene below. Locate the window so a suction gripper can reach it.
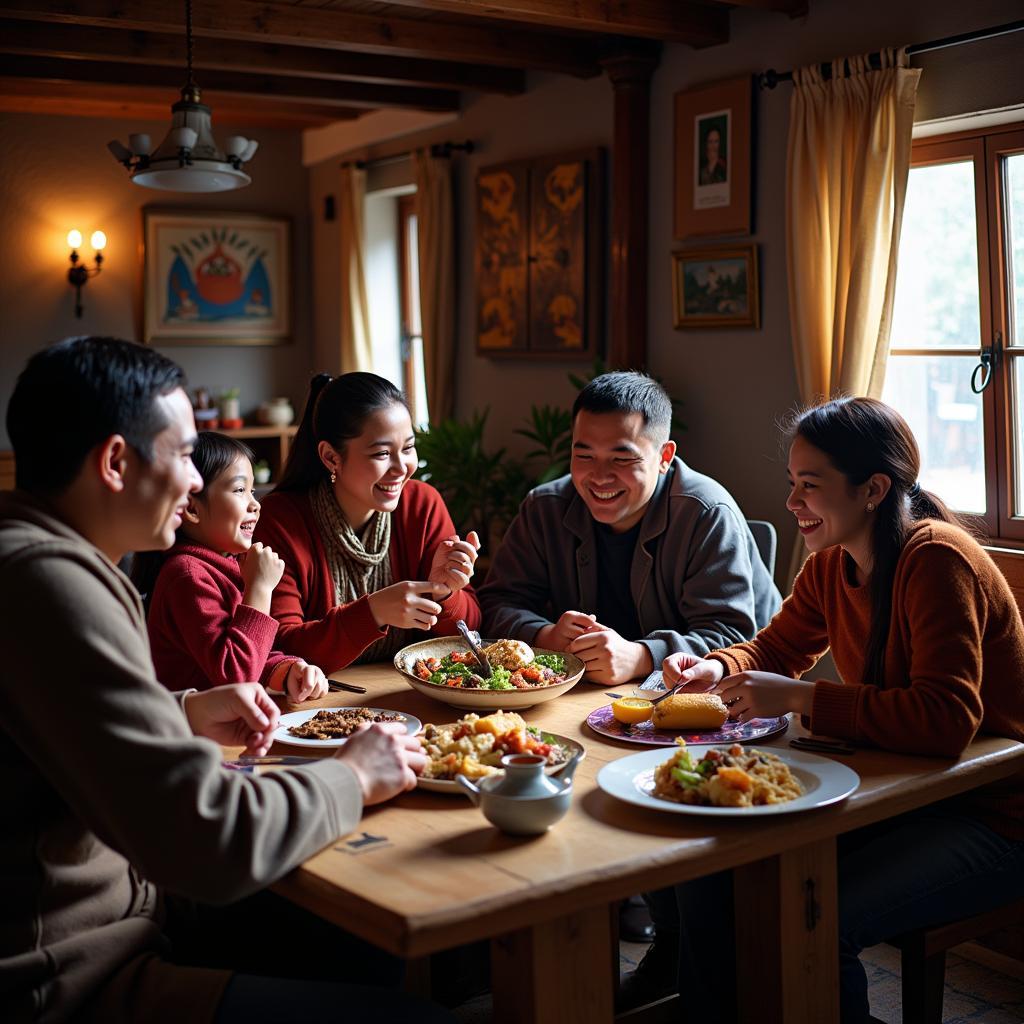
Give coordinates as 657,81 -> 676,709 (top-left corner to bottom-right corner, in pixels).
883,123 -> 1024,540
363,186 -> 429,427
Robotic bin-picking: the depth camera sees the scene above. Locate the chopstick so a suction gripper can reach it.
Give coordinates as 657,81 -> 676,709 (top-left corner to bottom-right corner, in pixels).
328,679 -> 368,694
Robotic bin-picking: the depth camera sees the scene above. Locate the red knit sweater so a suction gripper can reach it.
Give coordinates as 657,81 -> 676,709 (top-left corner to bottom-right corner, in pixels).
253,480 -> 481,672
711,520 -> 1024,839
148,543 -> 296,692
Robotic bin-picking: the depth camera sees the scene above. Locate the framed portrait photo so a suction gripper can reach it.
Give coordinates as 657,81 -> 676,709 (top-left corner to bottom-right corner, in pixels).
672,245 -> 759,329
142,209 -> 291,345
674,76 -> 752,239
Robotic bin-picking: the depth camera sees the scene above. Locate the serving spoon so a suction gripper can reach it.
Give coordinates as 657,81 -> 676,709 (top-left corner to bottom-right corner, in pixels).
455,619 -> 492,679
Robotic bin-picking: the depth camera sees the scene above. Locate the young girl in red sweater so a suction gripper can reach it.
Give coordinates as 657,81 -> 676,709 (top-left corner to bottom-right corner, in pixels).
644,397 -> 1024,1024
138,432 -> 328,702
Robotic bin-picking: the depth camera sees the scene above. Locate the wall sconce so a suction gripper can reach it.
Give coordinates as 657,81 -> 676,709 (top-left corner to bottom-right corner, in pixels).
67,229 -> 106,318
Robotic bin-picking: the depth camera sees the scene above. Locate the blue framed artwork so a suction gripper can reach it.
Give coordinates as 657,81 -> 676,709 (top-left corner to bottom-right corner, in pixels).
143,209 -> 290,345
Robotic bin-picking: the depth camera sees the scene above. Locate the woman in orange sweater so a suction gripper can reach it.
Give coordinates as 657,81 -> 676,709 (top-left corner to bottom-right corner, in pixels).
659,397 -> 1024,1024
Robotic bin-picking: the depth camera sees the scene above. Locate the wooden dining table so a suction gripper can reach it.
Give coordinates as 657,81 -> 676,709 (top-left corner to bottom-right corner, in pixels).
247,665 -> 1024,1024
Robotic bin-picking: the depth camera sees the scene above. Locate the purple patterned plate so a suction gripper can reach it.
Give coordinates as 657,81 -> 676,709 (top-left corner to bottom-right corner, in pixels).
585,705 -> 790,747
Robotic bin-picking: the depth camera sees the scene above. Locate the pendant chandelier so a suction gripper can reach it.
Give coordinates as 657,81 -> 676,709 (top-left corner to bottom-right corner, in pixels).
107,0 -> 257,192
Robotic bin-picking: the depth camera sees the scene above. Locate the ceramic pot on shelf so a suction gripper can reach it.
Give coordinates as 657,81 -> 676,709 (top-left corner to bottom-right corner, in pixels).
257,397 -> 295,427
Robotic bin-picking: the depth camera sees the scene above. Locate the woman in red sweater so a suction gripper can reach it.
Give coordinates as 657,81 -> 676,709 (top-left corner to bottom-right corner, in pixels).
653,397 -> 1024,1024
138,432 -> 328,701
254,373 -> 481,672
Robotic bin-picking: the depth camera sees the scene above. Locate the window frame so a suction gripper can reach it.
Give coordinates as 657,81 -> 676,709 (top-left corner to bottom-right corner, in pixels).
892,122 -> 1024,541
396,192 -> 423,424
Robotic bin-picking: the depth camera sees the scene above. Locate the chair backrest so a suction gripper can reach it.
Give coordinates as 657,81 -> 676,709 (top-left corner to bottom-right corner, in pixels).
746,519 -> 777,578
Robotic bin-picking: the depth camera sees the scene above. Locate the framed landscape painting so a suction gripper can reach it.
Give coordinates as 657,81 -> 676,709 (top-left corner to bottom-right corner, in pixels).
142,209 -> 290,345
673,75 -> 752,239
672,245 -> 759,329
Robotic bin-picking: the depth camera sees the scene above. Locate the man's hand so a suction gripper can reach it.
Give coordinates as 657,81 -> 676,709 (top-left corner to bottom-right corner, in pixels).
427,531 -> 481,595
534,611 -> 599,652
182,682 -> 280,757
661,653 -> 724,690
714,672 -> 814,722
568,627 -> 653,685
284,660 -> 328,703
335,722 -> 427,805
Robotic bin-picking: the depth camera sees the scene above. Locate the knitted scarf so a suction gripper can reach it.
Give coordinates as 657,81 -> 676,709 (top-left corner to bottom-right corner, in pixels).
309,480 -> 406,663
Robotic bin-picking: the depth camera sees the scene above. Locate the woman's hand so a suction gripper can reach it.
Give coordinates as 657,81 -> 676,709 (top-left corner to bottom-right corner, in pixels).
427,531 -> 481,595
367,581 -> 451,630
182,682 -> 280,757
334,722 -> 428,805
661,653 -> 725,690
284,660 -> 328,703
241,542 -> 285,614
713,672 -> 815,722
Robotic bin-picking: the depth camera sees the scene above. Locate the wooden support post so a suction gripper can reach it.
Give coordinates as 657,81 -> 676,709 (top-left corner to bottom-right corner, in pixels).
602,48 -> 659,371
491,905 -> 616,1024
733,837 -> 840,1024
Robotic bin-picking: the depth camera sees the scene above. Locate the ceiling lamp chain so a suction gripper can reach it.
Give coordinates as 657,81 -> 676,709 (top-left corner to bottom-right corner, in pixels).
107,0 -> 258,192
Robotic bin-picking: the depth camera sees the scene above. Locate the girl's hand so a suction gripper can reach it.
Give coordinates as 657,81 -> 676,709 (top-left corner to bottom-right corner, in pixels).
284,660 -> 328,703
182,682 -> 280,757
427,531 -> 481,595
713,672 -> 815,722
662,653 -> 724,690
241,542 -> 285,614
334,722 -> 428,805
367,581 -> 450,630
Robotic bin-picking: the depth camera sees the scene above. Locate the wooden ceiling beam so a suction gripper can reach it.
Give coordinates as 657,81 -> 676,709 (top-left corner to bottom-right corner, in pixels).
377,0 -> 728,47
691,0 -> 807,14
0,55 -> 461,111
0,0 -> 602,77
0,79 -> 355,126
0,19 -> 525,95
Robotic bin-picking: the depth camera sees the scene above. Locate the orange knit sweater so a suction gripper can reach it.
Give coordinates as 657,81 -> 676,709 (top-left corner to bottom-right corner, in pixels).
711,520 -> 1024,839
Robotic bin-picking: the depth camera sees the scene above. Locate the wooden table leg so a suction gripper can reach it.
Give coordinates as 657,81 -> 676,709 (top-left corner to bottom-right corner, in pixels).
491,904 -> 616,1024
733,837 -> 839,1024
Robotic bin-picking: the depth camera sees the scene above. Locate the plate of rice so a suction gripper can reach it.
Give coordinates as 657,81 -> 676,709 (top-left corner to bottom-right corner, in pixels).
394,636 -> 585,710
597,741 -> 859,817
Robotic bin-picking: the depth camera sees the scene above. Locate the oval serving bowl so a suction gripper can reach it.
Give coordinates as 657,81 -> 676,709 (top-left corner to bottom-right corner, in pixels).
394,636 -> 585,710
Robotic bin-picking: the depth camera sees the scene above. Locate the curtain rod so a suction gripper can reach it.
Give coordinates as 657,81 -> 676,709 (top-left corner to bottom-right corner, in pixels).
340,139 -> 474,170
759,19 -> 1024,90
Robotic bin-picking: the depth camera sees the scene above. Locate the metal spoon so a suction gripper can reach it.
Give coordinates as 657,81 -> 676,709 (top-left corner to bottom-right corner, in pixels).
455,619 -> 492,679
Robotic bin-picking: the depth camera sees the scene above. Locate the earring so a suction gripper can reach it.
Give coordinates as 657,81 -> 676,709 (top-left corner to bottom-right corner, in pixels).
329,470 -> 337,485
866,501 -> 876,512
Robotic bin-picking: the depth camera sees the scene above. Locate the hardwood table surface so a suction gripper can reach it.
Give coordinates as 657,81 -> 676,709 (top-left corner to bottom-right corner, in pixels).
240,663 -> 1023,1024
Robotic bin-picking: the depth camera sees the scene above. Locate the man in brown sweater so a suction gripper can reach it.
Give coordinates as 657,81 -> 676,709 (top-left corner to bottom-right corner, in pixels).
0,338 -> 446,1023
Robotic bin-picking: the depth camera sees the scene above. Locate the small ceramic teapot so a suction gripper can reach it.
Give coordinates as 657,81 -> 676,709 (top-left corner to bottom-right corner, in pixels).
455,753 -> 581,836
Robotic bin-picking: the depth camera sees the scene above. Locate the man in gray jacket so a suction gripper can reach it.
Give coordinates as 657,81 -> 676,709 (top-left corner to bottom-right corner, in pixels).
479,371 -> 781,996
480,371 -> 780,685
0,338 -> 444,1024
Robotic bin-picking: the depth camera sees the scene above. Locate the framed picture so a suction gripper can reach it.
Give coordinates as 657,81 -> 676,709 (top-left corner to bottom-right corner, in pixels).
673,76 -> 752,239
672,245 -> 759,329
142,209 -> 290,345
475,147 -> 603,359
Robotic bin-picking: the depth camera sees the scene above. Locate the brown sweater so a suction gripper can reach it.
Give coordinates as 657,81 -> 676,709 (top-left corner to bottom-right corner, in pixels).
711,520 -> 1024,839
0,492 -> 364,1023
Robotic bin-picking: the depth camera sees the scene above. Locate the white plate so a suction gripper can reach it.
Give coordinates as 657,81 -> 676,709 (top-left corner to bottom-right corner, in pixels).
596,744 -> 859,817
416,728 -> 585,793
273,707 -> 422,749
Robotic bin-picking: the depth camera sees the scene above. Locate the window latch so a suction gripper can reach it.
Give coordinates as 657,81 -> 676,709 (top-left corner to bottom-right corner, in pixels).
971,331 -> 1002,394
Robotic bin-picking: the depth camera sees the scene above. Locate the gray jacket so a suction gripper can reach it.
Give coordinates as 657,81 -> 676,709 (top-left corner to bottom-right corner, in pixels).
479,457 -> 782,666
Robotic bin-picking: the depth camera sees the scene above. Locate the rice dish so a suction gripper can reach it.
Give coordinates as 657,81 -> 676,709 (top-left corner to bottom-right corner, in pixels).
652,740 -> 803,808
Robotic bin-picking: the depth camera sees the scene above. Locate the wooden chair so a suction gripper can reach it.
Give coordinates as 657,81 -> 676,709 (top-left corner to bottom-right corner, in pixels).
888,898 -> 1024,1024
885,544 -> 1024,1024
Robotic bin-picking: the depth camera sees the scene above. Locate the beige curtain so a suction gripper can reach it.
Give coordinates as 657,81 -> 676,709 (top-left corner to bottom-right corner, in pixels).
785,47 -> 919,584
338,163 -> 373,373
413,149 -> 456,422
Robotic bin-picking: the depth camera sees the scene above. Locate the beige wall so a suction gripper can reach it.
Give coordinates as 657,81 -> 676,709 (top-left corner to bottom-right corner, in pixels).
0,112 -> 313,447
306,0 -> 1024,577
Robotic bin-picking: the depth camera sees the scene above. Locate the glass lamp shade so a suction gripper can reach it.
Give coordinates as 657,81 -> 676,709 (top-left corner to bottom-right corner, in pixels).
90,231 -> 107,251
67,229 -> 82,249
128,90 -> 255,193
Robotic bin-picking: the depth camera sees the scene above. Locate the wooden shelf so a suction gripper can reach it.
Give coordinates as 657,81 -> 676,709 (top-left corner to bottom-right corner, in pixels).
222,424 -> 297,487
